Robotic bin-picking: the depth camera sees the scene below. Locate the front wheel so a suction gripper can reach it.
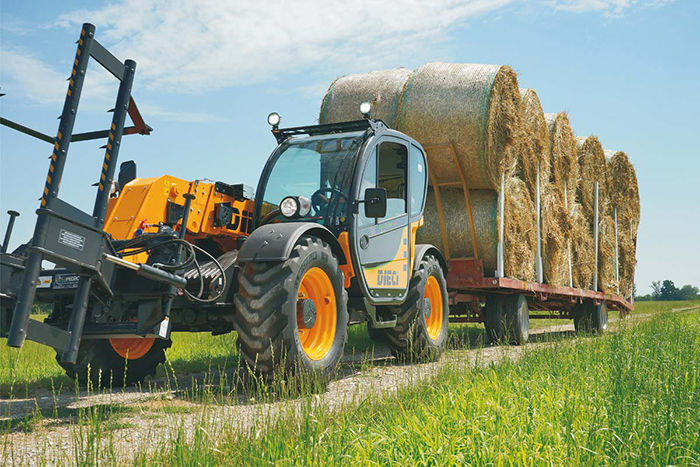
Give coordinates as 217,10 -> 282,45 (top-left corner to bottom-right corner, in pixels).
234,236 -> 348,379
375,255 -> 449,362
57,337 -> 170,388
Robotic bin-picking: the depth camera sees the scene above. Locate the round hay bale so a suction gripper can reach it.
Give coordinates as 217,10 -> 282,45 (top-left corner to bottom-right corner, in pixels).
575,135 -> 608,222
598,213 -> 618,293
606,150 -> 640,298
540,182 -> 571,286
570,202 -> 595,290
617,228 -> 636,299
519,89 -> 551,202
545,112 -> 580,209
319,67 -> 412,129
606,151 -> 640,237
397,62 -> 522,189
416,177 -> 536,281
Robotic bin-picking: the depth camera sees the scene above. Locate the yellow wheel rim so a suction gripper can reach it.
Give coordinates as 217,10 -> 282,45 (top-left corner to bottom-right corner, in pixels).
424,275 -> 444,341
109,337 -> 155,360
297,267 -> 337,361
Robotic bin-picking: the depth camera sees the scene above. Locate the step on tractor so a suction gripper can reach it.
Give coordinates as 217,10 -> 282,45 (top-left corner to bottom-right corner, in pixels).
1,24 -> 632,387
0,24 -> 450,386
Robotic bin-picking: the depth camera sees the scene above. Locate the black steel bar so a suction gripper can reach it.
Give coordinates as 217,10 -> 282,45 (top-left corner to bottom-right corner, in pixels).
60,277 -> 93,363
0,118 -> 54,144
89,39 -> 126,80
93,59 -> 135,227
1,211 -> 20,254
7,23 -> 96,349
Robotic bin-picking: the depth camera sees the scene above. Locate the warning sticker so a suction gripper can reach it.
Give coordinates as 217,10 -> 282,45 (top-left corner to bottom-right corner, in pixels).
58,229 -> 85,251
53,274 -> 80,290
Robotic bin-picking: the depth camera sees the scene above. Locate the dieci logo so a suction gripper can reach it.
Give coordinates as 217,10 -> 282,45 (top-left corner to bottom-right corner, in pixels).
376,270 -> 399,287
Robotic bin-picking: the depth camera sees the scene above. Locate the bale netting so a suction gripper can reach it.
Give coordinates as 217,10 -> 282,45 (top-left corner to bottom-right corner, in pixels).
416,176 -> 536,281
545,112 -> 580,209
519,88 -> 551,202
319,67 -> 412,129
576,135 -> 609,222
540,183 -> 571,287
570,202 -> 595,290
397,62 -> 522,190
598,213 -> 618,294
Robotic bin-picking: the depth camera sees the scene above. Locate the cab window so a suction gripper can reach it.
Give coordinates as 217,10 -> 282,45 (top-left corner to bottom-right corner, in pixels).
357,147 -> 377,228
377,142 -> 407,220
410,145 -> 427,218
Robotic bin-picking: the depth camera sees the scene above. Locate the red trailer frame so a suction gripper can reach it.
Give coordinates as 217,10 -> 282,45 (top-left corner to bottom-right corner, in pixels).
444,258 -> 633,324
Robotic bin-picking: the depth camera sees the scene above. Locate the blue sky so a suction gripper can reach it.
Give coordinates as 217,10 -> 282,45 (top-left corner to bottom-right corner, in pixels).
1,0 -> 698,293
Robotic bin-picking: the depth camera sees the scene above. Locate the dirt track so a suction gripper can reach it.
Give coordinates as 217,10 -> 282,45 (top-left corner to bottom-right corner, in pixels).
0,311 -> 675,466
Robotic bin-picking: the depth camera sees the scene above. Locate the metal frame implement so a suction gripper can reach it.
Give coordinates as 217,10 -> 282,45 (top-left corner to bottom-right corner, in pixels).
2,23 -> 156,364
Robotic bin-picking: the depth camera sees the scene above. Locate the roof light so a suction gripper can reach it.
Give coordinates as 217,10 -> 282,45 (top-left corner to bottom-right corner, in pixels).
268,112 -> 281,129
360,102 -> 372,119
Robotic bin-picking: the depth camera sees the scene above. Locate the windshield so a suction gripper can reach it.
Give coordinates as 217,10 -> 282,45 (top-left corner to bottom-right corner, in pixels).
257,133 -> 363,227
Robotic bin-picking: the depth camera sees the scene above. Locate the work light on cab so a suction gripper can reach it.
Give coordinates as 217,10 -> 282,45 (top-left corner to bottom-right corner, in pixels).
267,112 -> 281,129
360,102 -> 372,118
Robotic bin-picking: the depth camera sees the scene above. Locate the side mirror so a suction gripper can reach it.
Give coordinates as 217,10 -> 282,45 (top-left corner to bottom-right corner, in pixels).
363,188 -> 387,219
118,161 -> 137,190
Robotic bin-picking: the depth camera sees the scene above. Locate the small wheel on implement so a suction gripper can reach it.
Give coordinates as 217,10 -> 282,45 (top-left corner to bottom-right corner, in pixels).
57,337 -> 170,388
373,255 -> 449,362
234,236 -> 348,380
574,300 -> 608,334
504,294 -> 530,345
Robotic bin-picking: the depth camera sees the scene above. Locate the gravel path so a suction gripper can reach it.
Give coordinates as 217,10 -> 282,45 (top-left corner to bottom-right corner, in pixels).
1,309 -> 684,466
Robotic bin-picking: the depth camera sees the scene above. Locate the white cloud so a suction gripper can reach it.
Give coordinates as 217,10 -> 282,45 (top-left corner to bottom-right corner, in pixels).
138,104 -> 225,123
544,0 -> 675,17
52,0 -> 514,92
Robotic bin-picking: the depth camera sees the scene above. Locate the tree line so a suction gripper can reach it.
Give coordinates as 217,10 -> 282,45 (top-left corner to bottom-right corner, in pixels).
635,280 -> 700,302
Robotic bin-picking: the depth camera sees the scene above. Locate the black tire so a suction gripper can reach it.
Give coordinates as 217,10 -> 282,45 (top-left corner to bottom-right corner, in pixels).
504,294 -> 530,345
57,338 -> 170,388
484,294 -> 506,344
374,255 -> 449,362
574,300 -> 608,334
234,236 -> 348,379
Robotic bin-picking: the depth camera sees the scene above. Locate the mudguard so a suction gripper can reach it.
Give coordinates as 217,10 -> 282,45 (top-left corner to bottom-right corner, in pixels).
413,244 -> 448,276
237,222 -> 347,265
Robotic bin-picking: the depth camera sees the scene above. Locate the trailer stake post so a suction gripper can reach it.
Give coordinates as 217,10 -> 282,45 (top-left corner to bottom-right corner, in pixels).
1,211 -> 20,254
535,164 -> 543,283
593,181 -> 599,291
7,23 -> 96,349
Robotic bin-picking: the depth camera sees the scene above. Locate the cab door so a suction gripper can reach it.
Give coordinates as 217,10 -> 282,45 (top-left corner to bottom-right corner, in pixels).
353,138 -> 411,304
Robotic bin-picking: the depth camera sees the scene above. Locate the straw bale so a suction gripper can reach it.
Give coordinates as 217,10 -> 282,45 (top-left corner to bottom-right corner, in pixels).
540,183 -> 571,286
319,67 -> 412,129
397,62 -> 522,189
545,112 -> 580,209
416,177 -> 536,281
570,202 -> 595,290
575,135 -> 609,222
606,150 -> 640,297
598,213 -> 618,293
519,89 -> 551,202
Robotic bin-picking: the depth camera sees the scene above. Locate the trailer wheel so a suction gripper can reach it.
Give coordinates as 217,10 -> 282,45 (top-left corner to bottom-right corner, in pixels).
57,337 -> 170,388
574,300 -> 608,334
234,236 -> 348,379
483,294 -> 506,344
375,255 -> 449,362
505,294 -> 529,345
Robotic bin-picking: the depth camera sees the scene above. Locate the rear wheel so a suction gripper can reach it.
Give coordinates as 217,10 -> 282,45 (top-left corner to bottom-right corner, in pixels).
484,294 -> 505,344
57,337 -> 169,388
234,236 -> 348,379
574,300 -> 608,334
374,255 -> 449,362
505,294 -> 529,345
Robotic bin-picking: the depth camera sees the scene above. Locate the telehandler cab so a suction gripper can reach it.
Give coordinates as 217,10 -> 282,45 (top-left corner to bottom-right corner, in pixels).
0,23 -> 450,386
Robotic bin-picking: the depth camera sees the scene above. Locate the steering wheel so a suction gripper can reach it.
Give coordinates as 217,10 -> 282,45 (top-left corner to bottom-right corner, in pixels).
311,188 -> 347,217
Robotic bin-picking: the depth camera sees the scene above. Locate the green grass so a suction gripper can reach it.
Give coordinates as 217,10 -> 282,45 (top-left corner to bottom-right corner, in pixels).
143,307 -> 700,466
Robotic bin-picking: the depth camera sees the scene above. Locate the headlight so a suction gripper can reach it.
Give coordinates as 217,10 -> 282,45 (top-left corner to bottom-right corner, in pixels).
298,196 -> 311,217
267,112 -> 281,127
280,196 -> 299,218
360,101 -> 372,118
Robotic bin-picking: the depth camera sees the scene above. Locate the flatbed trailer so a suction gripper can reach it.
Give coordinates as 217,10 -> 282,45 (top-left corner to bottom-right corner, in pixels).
445,257 -> 633,324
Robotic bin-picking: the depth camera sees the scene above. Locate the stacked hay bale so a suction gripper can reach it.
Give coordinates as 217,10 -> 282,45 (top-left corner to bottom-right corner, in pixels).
518,89 -> 551,201
606,150 -> 640,298
320,68 -> 412,129
576,136 -> 613,291
397,62 -> 535,281
543,112 -> 579,287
